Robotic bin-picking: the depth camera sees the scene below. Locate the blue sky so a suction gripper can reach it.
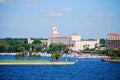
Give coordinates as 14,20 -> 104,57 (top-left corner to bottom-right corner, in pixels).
0,0 -> 120,39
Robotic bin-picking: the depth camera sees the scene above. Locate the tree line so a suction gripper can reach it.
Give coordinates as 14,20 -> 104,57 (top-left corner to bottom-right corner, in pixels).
0,38 -> 71,61
101,48 -> 120,58
0,38 -> 47,53
0,38 -> 28,52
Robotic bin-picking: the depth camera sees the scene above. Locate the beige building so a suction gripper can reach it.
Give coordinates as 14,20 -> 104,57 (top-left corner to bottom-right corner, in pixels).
28,25 -> 99,51
48,25 -> 99,51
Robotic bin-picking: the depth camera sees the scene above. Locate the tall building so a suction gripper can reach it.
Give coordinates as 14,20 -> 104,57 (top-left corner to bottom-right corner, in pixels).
106,33 -> 120,49
48,25 -> 71,45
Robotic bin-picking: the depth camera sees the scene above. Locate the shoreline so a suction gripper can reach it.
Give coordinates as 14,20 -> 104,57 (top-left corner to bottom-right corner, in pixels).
101,58 -> 120,63
0,53 -> 108,59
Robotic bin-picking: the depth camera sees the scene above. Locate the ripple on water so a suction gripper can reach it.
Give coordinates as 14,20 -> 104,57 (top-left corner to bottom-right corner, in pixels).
0,58 -> 120,80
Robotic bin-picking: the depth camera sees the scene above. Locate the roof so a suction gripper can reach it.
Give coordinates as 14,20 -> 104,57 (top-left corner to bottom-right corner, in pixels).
51,33 -> 61,37
107,33 -> 120,37
69,34 -> 80,36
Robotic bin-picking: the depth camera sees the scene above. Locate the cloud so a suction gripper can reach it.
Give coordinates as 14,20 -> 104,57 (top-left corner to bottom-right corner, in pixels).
0,23 -> 15,27
22,0 -> 38,3
46,8 -> 72,17
0,0 -> 38,4
47,13 -> 64,17
96,13 -> 113,17
0,0 -> 13,4
62,8 -> 72,13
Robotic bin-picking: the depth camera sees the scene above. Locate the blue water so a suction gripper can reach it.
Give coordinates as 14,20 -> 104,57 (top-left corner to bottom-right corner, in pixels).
0,55 -> 120,80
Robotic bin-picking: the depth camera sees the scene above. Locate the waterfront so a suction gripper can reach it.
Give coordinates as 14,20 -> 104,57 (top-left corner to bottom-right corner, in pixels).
0,55 -> 120,80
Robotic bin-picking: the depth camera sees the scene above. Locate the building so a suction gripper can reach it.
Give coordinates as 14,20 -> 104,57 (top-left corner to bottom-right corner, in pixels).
48,25 -> 71,45
28,25 -> 99,51
48,25 -> 99,51
106,33 -> 120,49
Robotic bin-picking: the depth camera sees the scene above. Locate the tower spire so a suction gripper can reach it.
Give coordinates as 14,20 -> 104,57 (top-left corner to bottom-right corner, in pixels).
52,25 -> 58,34
51,25 -> 60,37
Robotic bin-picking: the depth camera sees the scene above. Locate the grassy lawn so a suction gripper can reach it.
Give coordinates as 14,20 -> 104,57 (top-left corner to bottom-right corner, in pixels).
0,60 -> 75,65
0,60 -> 50,63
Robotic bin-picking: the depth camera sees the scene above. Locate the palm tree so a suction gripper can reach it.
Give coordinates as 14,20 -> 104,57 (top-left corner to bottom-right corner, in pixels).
51,51 -> 62,61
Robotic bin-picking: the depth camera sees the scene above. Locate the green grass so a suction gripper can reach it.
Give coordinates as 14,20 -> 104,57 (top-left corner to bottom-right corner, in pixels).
0,60 -> 50,63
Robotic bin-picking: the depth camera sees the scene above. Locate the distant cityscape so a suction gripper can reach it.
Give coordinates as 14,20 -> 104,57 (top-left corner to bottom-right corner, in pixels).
28,25 -> 120,51
0,1 -> 120,80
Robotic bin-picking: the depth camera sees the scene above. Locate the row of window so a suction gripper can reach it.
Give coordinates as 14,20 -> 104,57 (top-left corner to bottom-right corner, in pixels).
107,44 -> 120,48
107,37 -> 120,40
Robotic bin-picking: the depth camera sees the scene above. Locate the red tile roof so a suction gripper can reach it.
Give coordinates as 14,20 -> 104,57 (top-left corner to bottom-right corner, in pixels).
51,33 -> 63,37
107,33 -> 120,37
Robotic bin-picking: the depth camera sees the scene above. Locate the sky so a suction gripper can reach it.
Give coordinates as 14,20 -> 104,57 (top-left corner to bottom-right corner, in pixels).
0,0 -> 120,39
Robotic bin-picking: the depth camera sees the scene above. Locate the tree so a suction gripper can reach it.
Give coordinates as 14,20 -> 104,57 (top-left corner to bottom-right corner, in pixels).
95,43 -> 99,49
0,40 -> 9,52
31,40 -> 45,52
28,51 -> 33,60
51,51 -> 62,61
100,39 -> 106,47
83,44 -> 89,50
0,38 -> 47,53
48,43 -> 69,53
37,54 -> 41,58
33,54 -> 41,58
101,48 -> 120,58
15,53 -> 23,59
51,53 -> 56,61
0,38 -> 29,53
18,47 -> 25,52
32,39 -> 42,45
55,51 -> 62,60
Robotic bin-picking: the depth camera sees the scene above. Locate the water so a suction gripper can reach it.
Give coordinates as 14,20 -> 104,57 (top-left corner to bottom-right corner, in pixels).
0,55 -> 120,80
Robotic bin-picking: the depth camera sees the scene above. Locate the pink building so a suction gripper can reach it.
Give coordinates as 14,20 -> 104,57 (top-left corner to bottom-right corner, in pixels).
48,25 -> 99,51
28,25 -> 100,51
106,33 -> 120,49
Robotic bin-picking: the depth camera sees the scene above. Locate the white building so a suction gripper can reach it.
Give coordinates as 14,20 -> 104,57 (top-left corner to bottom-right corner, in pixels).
48,25 -> 99,51
28,25 -> 100,51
